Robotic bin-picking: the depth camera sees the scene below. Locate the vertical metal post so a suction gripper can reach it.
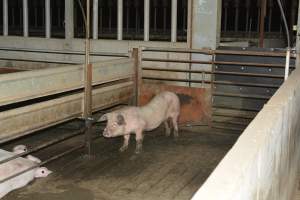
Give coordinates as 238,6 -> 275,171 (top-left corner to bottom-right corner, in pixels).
171,0 -> 177,42
126,1 -> 129,33
65,0 -> 74,39
84,0 -> 92,157
93,0 -> 98,39
23,0 -> 29,37
259,0 -> 267,47
117,0 -> 123,40
45,0 -> 51,38
234,0 -> 239,32
268,0 -> 273,32
163,0 -> 167,34
132,48 -> 140,106
245,0 -> 250,32
3,0 -> 8,36
154,1 -> 157,33
187,0 -> 192,87
144,0 -> 150,41
224,1 -> 228,32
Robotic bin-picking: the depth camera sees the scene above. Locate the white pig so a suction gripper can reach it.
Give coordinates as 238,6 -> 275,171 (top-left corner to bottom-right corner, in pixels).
98,91 -> 180,153
0,149 -> 52,199
12,145 -> 41,163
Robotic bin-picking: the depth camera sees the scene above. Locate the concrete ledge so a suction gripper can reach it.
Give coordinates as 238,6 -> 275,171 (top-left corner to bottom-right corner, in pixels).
192,68 -> 300,199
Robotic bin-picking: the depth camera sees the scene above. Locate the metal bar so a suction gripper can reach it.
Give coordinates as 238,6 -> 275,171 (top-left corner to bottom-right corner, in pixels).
0,58 -> 134,106
212,105 -> 261,112
0,128 -> 85,165
0,82 -> 134,143
171,0 -> 177,42
3,0 -> 8,36
117,0 -> 123,40
284,49 -> 291,80
212,112 -> 255,120
142,58 -> 295,68
143,75 -> 280,88
211,125 -> 244,132
213,92 -> 271,100
0,47 -> 129,57
0,57 -> 81,64
213,80 -> 280,88
65,0 -> 74,39
41,144 -> 85,165
212,119 -> 250,126
132,48 -> 139,106
45,0 -> 51,38
259,0 -> 267,47
213,71 -> 283,78
144,0 -> 150,41
142,47 -> 296,58
0,144 -> 85,184
143,76 -> 211,84
23,0 -> 29,37
142,67 -> 285,78
93,0 -> 99,39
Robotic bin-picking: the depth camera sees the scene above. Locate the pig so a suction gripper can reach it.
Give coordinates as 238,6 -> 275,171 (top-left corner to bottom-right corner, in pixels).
12,145 -> 42,163
98,91 -> 180,154
0,149 -> 52,199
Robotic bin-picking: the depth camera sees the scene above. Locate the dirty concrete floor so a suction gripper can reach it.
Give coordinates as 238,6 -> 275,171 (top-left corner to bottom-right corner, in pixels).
2,121 -> 238,200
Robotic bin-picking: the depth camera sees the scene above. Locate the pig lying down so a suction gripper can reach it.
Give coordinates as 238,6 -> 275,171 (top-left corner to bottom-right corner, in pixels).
0,147 -> 52,198
12,145 -> 41,163
98,91 -> 180,154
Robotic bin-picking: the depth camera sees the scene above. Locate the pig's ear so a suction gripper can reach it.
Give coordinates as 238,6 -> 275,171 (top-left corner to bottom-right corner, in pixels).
97,114 -> 107,122
117,114 -> 126,125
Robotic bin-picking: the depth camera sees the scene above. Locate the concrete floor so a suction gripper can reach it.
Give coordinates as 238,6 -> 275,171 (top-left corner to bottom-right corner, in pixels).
1,121 -> 238,200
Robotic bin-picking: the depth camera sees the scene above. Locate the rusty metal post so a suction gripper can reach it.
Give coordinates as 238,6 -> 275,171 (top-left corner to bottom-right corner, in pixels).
259,0 -> 267,47
131,48 -> 139,106
84,0 -> 93,157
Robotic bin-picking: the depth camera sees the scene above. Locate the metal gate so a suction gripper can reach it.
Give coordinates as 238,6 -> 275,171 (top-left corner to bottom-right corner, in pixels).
213,47 -> 296,131
140,46 -> 296,132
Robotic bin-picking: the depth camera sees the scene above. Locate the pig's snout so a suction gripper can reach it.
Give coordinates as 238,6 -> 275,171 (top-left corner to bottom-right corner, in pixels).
102,128 -> 110,137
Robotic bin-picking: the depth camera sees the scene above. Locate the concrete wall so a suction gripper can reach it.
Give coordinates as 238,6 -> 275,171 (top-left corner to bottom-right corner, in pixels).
192,66 -> 300,199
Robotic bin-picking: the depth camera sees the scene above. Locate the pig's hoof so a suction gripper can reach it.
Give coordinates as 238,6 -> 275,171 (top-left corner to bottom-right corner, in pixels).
119,146 -> 128,152
135,149 -> 142,154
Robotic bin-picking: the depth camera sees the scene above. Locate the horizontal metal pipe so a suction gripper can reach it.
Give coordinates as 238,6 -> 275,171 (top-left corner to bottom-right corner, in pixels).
142,47 -> 296,58
212,105 -> 261,112
0,129 -> 85,165
213,81 -> 281,88
0,47 -> 129,57
0,57 -> 81,64
143,67 -> 285,78
212,119 -> 250,126
41,144 -> 85,165
142,58 -> 295,68
211,125 -> 244,132
213,92 -> 271,100
143,76 -> 282,87
212,112 -> 256,119
143,76 -> 211,84
0,144 -> 85,184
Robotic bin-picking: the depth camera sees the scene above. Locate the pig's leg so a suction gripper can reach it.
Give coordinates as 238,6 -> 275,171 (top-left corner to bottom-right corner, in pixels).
135,131 -> 144,154
172,115 -> 179,138
119,134 -> 130,152
164,120 -> 171,137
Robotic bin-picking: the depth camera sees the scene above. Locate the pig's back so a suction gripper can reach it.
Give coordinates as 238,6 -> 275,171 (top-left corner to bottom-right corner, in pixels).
140,91 -> 180,130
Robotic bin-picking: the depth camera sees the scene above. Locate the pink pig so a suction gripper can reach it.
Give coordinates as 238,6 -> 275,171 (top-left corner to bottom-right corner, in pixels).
98,91 -> 180,153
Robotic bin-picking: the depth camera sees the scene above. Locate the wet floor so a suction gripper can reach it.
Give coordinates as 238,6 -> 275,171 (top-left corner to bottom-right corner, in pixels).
1,121 -> 238,200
